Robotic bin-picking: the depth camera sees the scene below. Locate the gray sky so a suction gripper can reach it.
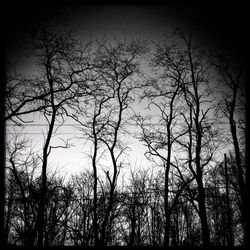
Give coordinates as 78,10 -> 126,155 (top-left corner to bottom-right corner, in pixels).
5,3 -> 246,181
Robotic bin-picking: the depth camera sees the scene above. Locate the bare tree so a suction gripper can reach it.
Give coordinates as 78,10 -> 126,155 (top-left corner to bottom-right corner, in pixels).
5,64 -> 48,125
136,37 -> 197,246
213,54 -> 246,245
120,169 -> 151,246
96,40 -> 147,246
5,131 -> 76,246
6,28 -> 85,246
5,134 -> 40,246
68,39 -> 147,246
43,173 -> 74,246
147,28 -> 220,246
176,28 -> 226,246
5,23 -> 246,247
67,171 -> 94,246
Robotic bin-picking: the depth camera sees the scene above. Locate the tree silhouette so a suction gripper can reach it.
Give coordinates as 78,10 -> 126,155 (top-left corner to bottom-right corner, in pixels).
213,54 -> 247,245
4,24 -> 246,247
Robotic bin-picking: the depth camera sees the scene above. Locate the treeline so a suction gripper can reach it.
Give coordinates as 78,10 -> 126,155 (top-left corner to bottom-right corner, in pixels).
4,152 -> 246,246
4,26 -> 246,247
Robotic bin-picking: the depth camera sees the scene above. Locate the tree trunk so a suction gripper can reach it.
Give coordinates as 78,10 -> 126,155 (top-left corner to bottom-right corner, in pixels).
37,112 -> 55,246
188,39 -> 211,246
37,70 -> 56,246
99,168 -> 116,246
164,91 -> 177,247
92,117 -> 99,246
195,121 -> 210,246
130,202 -> 136,246
197,177 -> 210,246
164,164 -> 170,247
224,154 -> 234,246
229,108 -> 247,244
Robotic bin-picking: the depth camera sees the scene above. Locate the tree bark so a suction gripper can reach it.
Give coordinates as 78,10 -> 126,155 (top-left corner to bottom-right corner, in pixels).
37,60 -> 57,246
224,153 -> 233,246
187,36 -> 211,246
92,113 -> 99,246
228,99 -> 247,245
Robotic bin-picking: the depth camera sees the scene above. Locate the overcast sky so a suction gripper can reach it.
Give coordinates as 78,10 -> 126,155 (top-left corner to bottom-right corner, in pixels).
5,3 -> 246,181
